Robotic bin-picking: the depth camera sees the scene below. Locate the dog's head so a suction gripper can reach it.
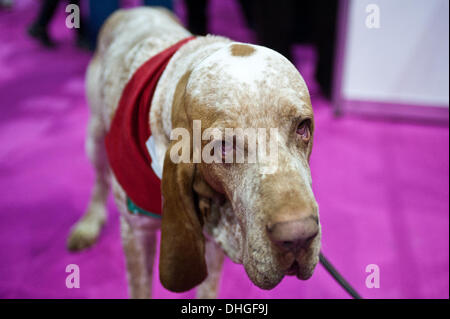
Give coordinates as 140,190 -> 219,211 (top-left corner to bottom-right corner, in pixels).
159,43 -> 321,292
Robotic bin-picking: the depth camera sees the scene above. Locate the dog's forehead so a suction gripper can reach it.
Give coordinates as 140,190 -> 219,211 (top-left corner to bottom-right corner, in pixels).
188,42 -> 309,102
204,43 -> 274,86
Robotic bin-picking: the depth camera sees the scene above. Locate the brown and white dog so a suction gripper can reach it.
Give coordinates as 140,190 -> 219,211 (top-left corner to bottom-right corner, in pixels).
67,7 -> 321,298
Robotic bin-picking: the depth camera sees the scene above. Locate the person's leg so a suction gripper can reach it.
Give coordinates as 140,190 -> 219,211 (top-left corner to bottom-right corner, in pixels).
88,0 -> 119,50
252,0 -> 295,62
237,0 -> 255,30
313,0 -> 339,99
35,0 -> 60,28
28,0 -> 60,47
143,0 -> 173,11
184,0 -> 208,35
0,0 -> 13,8
67,0 -> 90,50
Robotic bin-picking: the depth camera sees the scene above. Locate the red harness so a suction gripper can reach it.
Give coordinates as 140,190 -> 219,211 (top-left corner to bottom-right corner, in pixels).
105,36 -> 195,216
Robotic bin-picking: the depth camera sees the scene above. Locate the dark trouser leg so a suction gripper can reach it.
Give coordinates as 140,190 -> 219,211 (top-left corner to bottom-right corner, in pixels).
28,0 -> 60,47
88,0 -> 119,50
237,0 -> 255,30
313,0 -> 339,99
143,0 -> 174,11
252,0 -> 295,62
184,0 -> 208,35
67,0 -> 90,50
35,0 -> 60,29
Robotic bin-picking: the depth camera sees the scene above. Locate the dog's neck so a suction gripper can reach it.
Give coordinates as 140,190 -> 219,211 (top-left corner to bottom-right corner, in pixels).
149,36 -> 231,170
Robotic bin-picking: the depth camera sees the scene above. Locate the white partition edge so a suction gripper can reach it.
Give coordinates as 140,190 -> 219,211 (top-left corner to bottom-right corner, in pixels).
332,0 -> 449,123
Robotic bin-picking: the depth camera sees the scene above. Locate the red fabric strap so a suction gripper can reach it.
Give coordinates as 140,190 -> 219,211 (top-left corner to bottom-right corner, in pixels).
105,36 -> 195,215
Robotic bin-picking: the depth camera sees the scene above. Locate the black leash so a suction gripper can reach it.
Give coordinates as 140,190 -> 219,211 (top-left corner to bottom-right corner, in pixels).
319,252 -> 363,299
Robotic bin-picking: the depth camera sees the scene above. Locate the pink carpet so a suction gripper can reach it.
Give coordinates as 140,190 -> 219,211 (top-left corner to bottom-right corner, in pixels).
0,0 -> 448,299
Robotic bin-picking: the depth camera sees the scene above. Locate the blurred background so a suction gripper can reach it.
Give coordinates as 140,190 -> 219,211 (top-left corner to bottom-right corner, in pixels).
0,0 -> 448,298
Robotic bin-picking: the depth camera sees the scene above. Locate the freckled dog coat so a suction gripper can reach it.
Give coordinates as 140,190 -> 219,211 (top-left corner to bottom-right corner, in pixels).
105,36 -> 195,215
70,7 -> 321,297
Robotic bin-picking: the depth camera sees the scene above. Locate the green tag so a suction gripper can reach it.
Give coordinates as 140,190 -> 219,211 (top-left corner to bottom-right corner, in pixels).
127,197 -> 162,219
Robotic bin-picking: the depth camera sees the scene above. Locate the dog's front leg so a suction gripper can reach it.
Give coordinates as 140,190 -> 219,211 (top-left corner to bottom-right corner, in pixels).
120,215 -> 159,299
196,239 -> 224,299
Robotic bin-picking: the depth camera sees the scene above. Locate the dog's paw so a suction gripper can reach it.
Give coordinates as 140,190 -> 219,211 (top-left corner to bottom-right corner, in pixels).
67,216 -> 104,252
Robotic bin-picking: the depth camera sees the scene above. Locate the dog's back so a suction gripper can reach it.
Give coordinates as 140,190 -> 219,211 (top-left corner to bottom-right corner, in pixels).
68,7 -> 191,253
86,7 -> 191,128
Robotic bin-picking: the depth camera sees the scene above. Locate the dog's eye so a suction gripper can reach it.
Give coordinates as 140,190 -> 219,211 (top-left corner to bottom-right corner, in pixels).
221,140 -> 234,162
296,120 -> 310,141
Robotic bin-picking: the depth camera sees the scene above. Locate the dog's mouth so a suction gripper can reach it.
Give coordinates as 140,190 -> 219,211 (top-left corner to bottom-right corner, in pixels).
285,260 -> 300,276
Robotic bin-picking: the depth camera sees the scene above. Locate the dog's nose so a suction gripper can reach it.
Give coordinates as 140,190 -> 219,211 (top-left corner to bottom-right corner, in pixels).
267,216 -> 318,252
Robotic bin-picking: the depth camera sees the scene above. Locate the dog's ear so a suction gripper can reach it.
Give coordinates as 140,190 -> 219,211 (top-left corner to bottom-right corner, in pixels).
159,71 -> 207,292
159,154 -> 207,292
